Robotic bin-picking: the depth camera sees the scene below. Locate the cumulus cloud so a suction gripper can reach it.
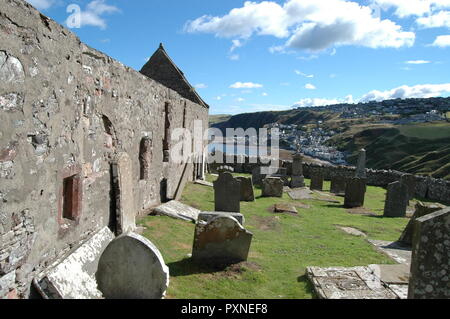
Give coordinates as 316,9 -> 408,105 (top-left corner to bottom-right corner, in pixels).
185,0 -> 415,51
294,83 -> 450,107
432,34 -> 450,46
417,10 -> 450,28
230,82 -> 263,89
360,83 -> 450,102
304,83 -> 316,90
66,0 -> 120,29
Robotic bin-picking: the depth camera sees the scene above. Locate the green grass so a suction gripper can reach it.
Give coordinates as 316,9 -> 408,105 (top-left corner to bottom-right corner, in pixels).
138,175 -> 415,299
398,122 -> 450,139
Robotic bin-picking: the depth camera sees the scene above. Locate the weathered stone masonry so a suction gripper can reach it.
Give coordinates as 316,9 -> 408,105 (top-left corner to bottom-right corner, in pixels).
0,0 -> 208,298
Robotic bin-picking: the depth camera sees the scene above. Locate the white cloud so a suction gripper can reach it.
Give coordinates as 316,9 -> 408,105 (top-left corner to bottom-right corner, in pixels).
236,97 -> 246,102
432,34 -> 450,46
215,96 -> 222,101
304,83 -> 316,90
295,70 -> 314,78
65,0 -> 120,29
185,0 -> 415,51
405,60 -> 431,64
230,39 -> 243,52
294,97 -> 343,107
195,83 -> 208,89
360,83 -> 450,102
262,92 -> 269,96
230,82 -> 263,89
373,0 -> 434,18
417,10 -> 450,28
229,54 -> 240,61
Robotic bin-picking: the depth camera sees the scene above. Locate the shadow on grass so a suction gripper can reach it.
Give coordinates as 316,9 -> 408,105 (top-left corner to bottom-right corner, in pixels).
168,258 -> 233,277
296,274 -> 317,299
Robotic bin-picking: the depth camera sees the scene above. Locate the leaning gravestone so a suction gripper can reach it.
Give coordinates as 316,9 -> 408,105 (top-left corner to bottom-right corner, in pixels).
213,172 -> 241,213
310,172 -> 324,191
408,208 -> 450,299
400,174 -> 416,201
383,181 -> 409,218
236,176 -> 255,202
344,178 -> 366,208
192,215 -> 253,265
96,233 -> 169,299
399,201 -> 445,245
330,176 -> 347,196
355,149 -> 367,179
262,177 -> 284,198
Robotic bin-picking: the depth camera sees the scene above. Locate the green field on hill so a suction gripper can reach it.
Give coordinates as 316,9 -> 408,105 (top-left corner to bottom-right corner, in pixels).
138,175 -> 412,299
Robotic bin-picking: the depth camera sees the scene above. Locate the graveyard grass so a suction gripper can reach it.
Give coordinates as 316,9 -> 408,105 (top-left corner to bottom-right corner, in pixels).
138,175 -> 410,299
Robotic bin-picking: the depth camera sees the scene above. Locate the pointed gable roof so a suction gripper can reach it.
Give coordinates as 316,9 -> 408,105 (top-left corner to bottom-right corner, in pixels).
140,43 -> 209,108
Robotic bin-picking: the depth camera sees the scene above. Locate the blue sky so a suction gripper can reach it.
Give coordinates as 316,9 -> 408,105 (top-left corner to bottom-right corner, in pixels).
27,0 -> 450,115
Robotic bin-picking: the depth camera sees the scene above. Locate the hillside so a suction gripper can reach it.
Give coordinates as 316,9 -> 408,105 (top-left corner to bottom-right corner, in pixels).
211,109 -> 450,180
333,123 -> 450,180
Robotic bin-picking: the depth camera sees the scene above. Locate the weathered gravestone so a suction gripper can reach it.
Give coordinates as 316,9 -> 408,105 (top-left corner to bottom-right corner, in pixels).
198,212 -> 245,226
383,181 -> 409,218
236,176 -> 255,202
344,178 -> 366,208
291,154 -> 305,188
96,233 -> 169,299
400,174 -> 416,201
399,201 -> 445,245
262,177 -> 284,198
330,176 -> 347,196
251,166 -> 266,186
213,172 -> 241,213
355,149 -> 367,179
408,208 -> 450,299
310,173 -> 324,191
192,215 -> 253,264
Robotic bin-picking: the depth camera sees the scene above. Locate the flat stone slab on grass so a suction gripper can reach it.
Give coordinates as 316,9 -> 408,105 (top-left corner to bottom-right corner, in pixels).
288,188 -> 314,200
153,200 -> 201,222
346,207 -> 378,217
195,180 -> 213,187
370,264 -> 410,285
336,226 -> 367,237
367,240 -> 412,266
306,266 -> 402,299
273,203 -> 298,214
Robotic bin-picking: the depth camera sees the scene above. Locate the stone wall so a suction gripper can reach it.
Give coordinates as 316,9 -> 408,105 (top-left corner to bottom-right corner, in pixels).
210,154 -> 450,204
0,0 -> 208,298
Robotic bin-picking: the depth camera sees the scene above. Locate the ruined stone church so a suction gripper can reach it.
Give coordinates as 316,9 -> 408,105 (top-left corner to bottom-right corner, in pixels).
0,0 -> 209,298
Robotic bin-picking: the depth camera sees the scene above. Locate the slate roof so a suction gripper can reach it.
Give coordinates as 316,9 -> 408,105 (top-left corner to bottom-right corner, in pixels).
140,43 -> 209,108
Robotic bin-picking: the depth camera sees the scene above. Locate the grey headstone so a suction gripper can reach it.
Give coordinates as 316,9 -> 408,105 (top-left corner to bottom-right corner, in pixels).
330,176 -> 347,195
290,175 -> 305,188
251,166 -> 266,186
399,202 -> 445,245
344,178 -> 366,208
213,172 -> 241,213
262,177 -> 284,198
96,233 -> 169,299
192,216 -> 253,265
310,173 -> 324,191
355,149 -> 367,179
400,174 -> 416,200
292,154 -> 304,176
383,181 -> 409,218
408,208 -> 450,299
236,176 -> 255,202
